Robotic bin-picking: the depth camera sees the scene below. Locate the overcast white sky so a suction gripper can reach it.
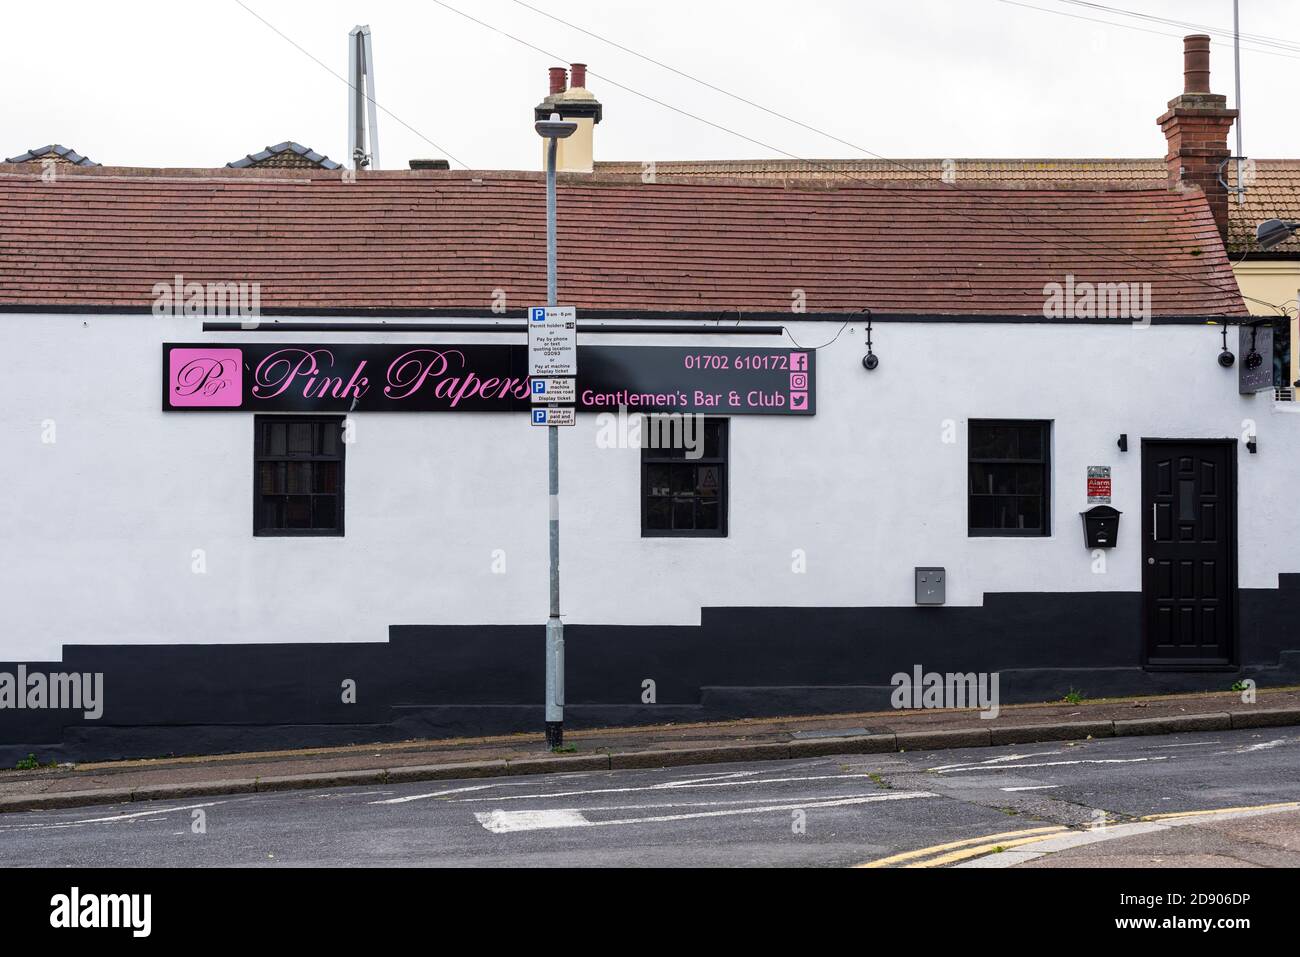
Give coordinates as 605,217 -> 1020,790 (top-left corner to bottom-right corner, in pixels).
6,0 -> 1298,170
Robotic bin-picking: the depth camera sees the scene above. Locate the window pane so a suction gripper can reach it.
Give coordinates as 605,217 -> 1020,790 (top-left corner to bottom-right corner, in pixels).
1017,495 -> 1042,530
670,466 -> 693,494
696,465 -> 721,494
970,425 -> 1015,459
258,462 -> 280,494
314,462 -> 340,494
672,499 -> 695,530
1017,465 -> 1043,496
970,495 -> 995,529
313,496 -> 338,529
287,422 -> 314,455
260,496 -> 283,529
1019,425 -> 1044,460
286,462 -> 312,494
321,423 -> 340,456
264,422 -> 287,456
646,497 -> 671,529
992,496 -> 1017,529
284,496 -> 312,528
702,420 -> 724,459
646,465 -> 671,497
697,497 -> 720,531
969,464 -> 1016,495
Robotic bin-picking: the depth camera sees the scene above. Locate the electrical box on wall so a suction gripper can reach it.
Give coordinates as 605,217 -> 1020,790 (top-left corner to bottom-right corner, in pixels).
915,567 -> 945,605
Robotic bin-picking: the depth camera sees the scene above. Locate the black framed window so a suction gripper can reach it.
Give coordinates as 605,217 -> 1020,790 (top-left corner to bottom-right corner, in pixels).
254,416 -> 345,536
968,420 -> 1050,536
641,418 -> 727,537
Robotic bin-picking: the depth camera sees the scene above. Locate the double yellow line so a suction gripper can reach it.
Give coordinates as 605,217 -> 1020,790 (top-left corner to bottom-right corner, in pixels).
857,825 -> 1069,868
859,800 -> 1300,868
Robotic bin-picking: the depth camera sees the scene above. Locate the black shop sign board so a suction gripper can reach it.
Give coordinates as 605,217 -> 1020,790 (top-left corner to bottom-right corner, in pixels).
162,343 -> 815,415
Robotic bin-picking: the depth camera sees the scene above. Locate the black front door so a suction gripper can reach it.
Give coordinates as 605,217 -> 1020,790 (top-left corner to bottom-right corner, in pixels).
1141,440 -> 1236,667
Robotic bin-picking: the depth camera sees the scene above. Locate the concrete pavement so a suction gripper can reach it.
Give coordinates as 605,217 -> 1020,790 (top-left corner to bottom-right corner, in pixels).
3,687 -> 1298,814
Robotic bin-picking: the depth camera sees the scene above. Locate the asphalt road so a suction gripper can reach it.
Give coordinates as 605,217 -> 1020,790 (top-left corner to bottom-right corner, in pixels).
1,725 -> 1297,867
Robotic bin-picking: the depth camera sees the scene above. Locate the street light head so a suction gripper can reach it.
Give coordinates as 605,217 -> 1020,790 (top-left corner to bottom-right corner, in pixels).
1255,218 -> 1299,251
535,111 -> 578,139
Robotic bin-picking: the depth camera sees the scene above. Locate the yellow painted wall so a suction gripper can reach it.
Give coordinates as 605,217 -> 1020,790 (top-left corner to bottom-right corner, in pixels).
1233,260 -> 1300,388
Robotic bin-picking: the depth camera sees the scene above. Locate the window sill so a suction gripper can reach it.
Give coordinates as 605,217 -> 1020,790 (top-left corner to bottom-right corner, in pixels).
253,531 -> 346,538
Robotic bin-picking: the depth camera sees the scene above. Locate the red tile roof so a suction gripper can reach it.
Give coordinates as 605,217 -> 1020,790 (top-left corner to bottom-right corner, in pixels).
598,157 -> 1300,256
0,165 -> 1246,316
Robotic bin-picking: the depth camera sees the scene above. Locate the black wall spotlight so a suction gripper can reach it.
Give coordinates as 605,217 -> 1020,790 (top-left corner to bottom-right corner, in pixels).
862,316 -> 879,370
1117,433 -> 1128,452
1247,437 -> 1258,454
1218,327 -> 1235,368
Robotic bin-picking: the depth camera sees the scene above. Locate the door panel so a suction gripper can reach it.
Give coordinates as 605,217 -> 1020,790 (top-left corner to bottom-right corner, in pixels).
1141,441 -> 1235,665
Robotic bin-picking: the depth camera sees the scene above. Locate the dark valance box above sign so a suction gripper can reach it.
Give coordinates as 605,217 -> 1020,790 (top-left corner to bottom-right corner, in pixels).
162,343 -> 815,415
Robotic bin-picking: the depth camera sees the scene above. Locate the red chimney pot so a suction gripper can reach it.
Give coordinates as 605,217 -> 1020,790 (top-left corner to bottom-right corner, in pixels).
548,67 -> 567,96
570,63 -> 587,89
1183,34 -> 1211,94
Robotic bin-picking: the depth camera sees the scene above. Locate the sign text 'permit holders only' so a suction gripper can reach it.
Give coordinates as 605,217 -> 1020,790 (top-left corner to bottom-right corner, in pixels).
528,306 -> 577,378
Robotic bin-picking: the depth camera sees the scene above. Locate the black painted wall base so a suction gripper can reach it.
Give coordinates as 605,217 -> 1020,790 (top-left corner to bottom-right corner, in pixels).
4,579 -> 1299,765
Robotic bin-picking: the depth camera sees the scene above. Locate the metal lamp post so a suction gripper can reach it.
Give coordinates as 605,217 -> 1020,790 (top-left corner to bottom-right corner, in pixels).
534,112 -> 577,749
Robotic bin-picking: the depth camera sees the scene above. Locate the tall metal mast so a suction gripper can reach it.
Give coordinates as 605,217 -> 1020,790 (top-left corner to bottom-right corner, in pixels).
348,25 -> 381,170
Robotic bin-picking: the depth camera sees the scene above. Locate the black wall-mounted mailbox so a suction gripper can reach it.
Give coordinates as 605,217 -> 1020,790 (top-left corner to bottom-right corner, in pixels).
1081,505 -> 1121,548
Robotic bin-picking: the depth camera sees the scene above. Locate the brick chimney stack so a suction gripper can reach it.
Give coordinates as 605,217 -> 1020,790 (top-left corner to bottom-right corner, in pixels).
1158,35 -> 1238,242
535,63 -> 602,174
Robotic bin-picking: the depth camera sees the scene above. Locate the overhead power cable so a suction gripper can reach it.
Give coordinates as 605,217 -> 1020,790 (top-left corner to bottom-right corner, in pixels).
431,0 -> 1286,314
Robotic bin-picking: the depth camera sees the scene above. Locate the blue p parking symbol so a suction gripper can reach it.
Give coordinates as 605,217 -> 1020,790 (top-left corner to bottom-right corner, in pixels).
532,409 -> 547,424
532,379 -> 546,395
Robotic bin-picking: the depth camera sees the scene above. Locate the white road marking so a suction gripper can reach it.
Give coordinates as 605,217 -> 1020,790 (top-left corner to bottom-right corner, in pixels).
445,773 -> 886,805
1215,738 -> 1288,755
675,770 -> 767,783
475,790 -> 937,833
929,751 -> 1064,771
369,783 -> 516,805
369,770 -> 826,806
933,757 -> 1168,774
478,793 -> 896,815
478,809 -> 589,833
1138,740 -> 1221,749
1001,785 -> 1061,792
0,801 -> 225,832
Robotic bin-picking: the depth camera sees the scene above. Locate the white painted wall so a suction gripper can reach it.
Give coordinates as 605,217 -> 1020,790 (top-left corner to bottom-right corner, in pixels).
1,313 -> 1297,660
